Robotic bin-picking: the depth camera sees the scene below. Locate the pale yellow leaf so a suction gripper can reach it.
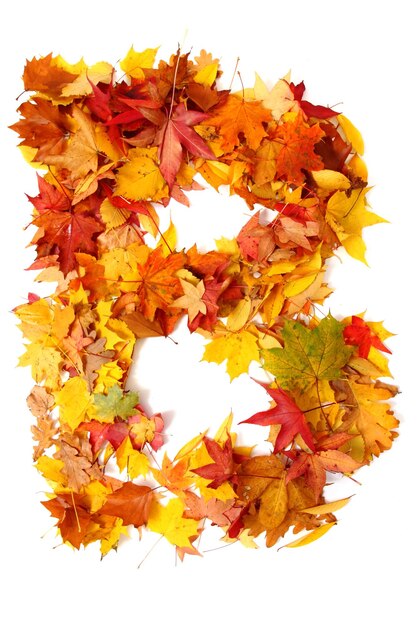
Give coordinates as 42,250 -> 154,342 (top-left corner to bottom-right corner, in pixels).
311,169 -> 351,191
338,114 -> 364,155
284,522 -> 336,548
301,497 -> 351,515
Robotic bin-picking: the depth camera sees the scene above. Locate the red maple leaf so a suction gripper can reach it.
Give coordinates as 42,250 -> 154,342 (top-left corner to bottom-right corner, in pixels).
274,112 -> 324,184
28,174 -> 70,212
240,383 -> 316,453
157,103 -> 215,188
237,212 -> 275,262
290,81 -> 340,119
28,176 -> 103,275
192,435 -> 235,489
343,316 -> 391,358
286,433 -> 362,501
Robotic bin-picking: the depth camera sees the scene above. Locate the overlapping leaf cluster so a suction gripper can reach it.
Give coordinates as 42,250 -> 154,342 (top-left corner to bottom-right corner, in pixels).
12,47 -> 399,557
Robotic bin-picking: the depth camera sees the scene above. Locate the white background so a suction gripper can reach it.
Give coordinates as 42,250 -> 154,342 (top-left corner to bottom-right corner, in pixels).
1,1 -> 416,624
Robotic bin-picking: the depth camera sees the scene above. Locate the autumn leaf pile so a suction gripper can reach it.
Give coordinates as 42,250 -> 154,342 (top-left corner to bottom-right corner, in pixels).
12,47 -> 399,557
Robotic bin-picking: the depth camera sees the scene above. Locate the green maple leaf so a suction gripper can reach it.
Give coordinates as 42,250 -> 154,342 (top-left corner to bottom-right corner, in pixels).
262,315 -> 352,390
93,384 -> 139,420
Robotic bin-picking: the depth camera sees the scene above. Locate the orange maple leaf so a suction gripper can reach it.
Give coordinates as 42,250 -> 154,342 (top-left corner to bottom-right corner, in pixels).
136,248 -> 184,320
208,94 -> 271,151
23,54 -> 76,96
274,113 -> 324,184
10,98 -> 70,163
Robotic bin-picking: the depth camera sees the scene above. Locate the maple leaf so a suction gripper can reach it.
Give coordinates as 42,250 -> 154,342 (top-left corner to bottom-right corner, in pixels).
23,54 -> 77,96
202,329 -> 260,380
10,98 -> 71,163
119,46 -> 158,80
253,74 -> 296,121
183,492 -> 235,526
332,378 -> 399,460
157,103 -> 215,188
274,215 -> 319,251
147,498 -> 200,548
115,436 -> 149,478
236,455 -> 288,529
115,147 -> 167,201
187,274 -> 232,333
79,420 -> 128,455
274,112 -> 324,184
151,453 -> 192,493
192,435 -> 235,489
326,188 -> 386,264
208,94 -> 271,151
263,315 -> 352,391
253,138 -> 283,185
290,81 -> 340,119
60,61 -> 114,99
19,343 -> 62,387
98,482 -> 154,527
136,248 -> 184,320
32,203 -> 103,276
286,440 -> 361,501
240,384 -> 316,452
46,107 -> 101,180
93,384 -> 139,421
171,278 -> 207,322
54,376 -> 91,431
343,315 -> 391,358
28,174 -> 71,212
237,212 -> 275,262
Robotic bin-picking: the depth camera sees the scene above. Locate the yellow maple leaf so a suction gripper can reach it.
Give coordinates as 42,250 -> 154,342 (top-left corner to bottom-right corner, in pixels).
115,147 -> 167,201
116,436 -> 149,479
83,480 -> 112,513
100,518 -> 129,556
36,456 -> 65,486
54,376 -> 91,430
120,46 -> 159,80
326,188 -> 386,264
147,498 -> 199,548
203,329 -> 260,379
19,343 -> 62,387
94,361 -> 124,393
15,298 -> 54,342
61,61 -> 113,97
